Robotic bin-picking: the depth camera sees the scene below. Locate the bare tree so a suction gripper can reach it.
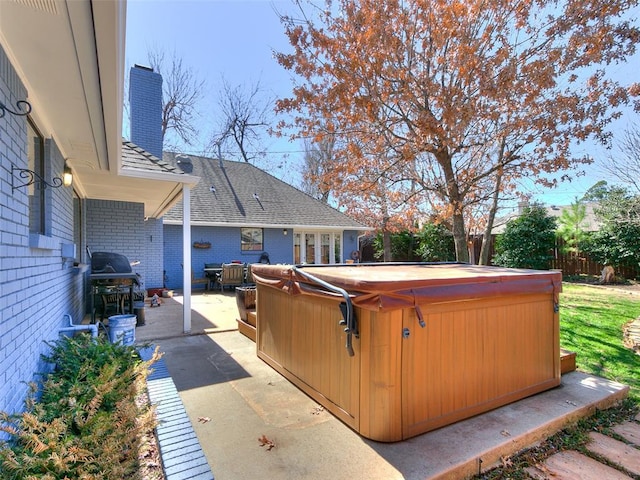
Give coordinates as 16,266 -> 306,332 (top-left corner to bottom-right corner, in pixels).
148,49 -> 205,150
601,123 -> 640,194
301,135 -> 335,202
208,79 -> 273,163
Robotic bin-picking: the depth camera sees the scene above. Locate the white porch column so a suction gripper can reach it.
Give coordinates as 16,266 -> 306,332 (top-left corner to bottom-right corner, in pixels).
182,184 -> 191,333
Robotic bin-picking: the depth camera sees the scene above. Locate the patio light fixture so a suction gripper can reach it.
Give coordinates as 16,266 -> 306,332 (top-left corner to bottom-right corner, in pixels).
3,98 -> 72,191
12,161 -> 73,191
62,164 -> 73,187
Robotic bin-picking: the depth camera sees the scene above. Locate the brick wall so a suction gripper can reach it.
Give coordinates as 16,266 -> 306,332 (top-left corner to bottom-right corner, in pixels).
0,44 -> 82,424
85,199 -> 148,284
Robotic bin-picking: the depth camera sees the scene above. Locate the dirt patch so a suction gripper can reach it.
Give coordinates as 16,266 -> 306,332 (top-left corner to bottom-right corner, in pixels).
564,275 -> 640,295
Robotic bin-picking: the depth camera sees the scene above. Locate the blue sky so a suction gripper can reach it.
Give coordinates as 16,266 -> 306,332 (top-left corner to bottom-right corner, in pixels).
125,0 -> 639,209
125,0 -> 302,182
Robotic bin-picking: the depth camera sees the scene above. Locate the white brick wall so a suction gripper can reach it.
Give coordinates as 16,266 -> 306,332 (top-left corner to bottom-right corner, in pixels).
0,44 -> 82,424
85,199 -> 162,290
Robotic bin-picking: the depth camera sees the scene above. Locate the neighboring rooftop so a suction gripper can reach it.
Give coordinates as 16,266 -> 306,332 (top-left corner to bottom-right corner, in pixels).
162,152 -> 368,230
493,201 -> 601,234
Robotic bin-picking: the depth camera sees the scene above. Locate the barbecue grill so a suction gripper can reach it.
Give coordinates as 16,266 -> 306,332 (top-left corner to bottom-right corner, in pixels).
89,252 -> 140,323
90,251 -> 134,274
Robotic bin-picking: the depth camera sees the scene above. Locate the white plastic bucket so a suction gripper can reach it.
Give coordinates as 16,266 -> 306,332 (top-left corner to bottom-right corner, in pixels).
107,314 -> 137,346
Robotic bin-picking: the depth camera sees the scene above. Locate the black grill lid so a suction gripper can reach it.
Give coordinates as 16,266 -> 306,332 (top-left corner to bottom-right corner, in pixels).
90,252 -> 133,274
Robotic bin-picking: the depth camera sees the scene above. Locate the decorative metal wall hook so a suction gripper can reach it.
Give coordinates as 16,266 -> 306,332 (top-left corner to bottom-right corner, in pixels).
0,99 -> 32,118
12,166 -> 64,191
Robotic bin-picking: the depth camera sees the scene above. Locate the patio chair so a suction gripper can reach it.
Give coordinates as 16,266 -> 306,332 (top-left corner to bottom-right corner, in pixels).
204,263 -> 222,290
244,263 -> 255,285
100,293 -> 125,321
192,270 -> 210,290
217,263 -> 245,291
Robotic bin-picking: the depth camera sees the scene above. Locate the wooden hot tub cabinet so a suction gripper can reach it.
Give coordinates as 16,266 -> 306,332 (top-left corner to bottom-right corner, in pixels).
251,263 -> 562,442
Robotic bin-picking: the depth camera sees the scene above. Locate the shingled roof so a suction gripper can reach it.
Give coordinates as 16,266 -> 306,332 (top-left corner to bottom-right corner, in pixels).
162,152 -> 367,230
121,140 -> 182,174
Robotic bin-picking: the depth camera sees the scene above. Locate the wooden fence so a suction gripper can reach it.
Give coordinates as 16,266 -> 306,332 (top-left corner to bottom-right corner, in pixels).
363,235 -> 640,280
473,236 -> 639,279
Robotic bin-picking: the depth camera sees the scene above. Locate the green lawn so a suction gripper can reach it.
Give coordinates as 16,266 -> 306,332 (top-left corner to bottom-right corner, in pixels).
560,283 -> 640,400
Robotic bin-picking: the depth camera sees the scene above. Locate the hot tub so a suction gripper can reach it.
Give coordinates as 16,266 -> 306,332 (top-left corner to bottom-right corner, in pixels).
250,263 -> 562,442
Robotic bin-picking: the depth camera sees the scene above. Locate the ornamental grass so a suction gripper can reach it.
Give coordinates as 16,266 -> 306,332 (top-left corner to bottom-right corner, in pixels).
0,335 -> 161,480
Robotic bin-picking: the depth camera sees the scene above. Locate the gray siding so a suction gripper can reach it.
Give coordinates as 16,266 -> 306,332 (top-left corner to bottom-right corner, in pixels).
163,224 -> 293,290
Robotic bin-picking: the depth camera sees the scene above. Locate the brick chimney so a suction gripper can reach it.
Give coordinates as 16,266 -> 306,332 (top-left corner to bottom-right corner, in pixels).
129,64 -> 163,159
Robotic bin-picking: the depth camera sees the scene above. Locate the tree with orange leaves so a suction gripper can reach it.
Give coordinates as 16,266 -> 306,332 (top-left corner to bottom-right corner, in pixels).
275,0 -> 640,262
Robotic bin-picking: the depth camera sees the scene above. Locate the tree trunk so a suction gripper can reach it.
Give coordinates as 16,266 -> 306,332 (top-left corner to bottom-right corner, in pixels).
383,229 -> 392,262
452,212 -> 469,263
480,138 -> 507,265
480,163 -> 505,265
437,150 -> 469,263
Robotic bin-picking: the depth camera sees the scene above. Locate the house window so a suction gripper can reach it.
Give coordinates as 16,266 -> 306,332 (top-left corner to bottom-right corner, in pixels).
27,118 -> 45,235
241,227 -> 263,251
321,233 -> 330,264
294,231 -> 342,264
294,233 -> 301,264
73,192 -> 83,260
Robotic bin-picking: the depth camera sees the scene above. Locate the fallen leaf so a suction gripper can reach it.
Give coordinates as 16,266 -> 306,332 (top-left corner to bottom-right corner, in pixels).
259,434 -> 276,451
536,462 -> 553,474
198,416 -> 211,423
311,406 -> 325,415
500,429 -> 511,437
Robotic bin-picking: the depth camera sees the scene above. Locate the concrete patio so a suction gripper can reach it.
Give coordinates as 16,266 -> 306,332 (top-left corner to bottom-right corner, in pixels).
133,291 -> 634,479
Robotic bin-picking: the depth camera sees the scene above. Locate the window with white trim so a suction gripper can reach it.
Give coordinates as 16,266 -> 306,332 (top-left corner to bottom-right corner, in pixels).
294,231 -> 342,264
241,227 -> 263,251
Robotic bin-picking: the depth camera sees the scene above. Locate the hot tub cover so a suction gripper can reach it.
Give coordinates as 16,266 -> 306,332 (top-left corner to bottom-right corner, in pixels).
250,263 -> 562,312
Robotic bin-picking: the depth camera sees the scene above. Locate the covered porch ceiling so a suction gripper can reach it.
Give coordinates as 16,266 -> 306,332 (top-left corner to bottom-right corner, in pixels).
0,0 -> 198,218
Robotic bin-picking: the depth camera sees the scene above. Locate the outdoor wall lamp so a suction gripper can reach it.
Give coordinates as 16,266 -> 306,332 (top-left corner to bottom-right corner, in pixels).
12,161 -> 72,191
62,164 -> 73,187
283,229 -> 288,235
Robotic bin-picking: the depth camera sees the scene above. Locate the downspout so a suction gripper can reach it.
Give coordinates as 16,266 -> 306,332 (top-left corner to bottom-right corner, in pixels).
59,314 -> 98,338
